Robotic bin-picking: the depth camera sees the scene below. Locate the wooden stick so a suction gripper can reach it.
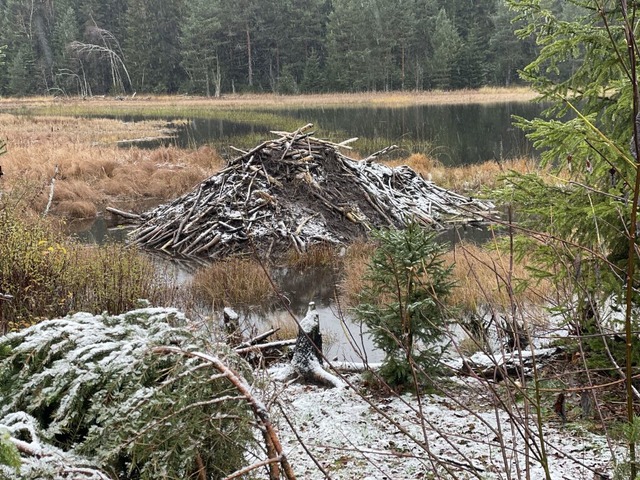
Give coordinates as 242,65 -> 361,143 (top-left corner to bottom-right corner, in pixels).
106,206 -> 141,220
43,164 -> 59,216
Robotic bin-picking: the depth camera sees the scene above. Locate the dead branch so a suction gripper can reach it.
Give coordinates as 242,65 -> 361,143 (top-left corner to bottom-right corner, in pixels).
43,164 -> 59,216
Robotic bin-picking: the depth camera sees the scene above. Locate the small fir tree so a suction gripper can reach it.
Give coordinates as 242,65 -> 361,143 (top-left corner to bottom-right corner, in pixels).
355,223 -> 453,389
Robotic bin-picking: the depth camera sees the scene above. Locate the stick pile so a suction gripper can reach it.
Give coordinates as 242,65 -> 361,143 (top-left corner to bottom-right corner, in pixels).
128,125 -> 495,258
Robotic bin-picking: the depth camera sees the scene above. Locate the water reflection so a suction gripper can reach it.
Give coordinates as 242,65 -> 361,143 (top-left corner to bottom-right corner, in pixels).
67,216 -> 133,244
275,103 -> 539,165
171,102 -> 542,166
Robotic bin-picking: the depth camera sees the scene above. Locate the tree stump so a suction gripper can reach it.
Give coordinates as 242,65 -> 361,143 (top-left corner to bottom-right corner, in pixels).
292,302 -> 323,369
281,302 -> 344,388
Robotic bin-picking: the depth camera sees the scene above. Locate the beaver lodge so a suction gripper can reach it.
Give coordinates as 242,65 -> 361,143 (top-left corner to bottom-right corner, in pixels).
121,124 -> 495,258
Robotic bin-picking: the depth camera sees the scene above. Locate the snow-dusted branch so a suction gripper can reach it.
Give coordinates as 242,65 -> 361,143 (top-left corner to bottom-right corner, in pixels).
154,346 -> 297,480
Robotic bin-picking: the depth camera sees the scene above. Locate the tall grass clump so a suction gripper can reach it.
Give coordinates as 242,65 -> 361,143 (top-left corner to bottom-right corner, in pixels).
445,240 -> 552,315
283,242 -> 338,270
0,204 -> 168,333
339,240 -> 377,307
190,257 -> 274,310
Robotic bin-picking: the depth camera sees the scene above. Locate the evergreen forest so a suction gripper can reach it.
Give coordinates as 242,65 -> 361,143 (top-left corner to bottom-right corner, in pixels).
0,0 -> 560,97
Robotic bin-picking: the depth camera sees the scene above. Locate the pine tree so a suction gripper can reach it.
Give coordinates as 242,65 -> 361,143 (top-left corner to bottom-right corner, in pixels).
498,2 -> 640,476
300,48 -> 324,93
125,0 -> 185,93
429,8 -> 461,89
355,223 -> 453,389
180,0 -> 224,96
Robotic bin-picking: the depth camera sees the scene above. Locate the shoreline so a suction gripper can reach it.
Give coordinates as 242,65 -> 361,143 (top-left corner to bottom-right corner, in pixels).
0,87 -> 539,115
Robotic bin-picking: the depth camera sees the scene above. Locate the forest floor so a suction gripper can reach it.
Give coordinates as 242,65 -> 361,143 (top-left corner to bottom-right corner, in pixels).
268,372 -> 618,480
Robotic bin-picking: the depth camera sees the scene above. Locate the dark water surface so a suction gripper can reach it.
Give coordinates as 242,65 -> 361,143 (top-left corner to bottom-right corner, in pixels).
170,102 -> 542,166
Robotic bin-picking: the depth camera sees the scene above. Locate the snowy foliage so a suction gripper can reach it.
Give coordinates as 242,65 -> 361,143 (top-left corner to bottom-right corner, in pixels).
0,308 -> 255,479
355,223 -> 453,388
0,412 -> 109,480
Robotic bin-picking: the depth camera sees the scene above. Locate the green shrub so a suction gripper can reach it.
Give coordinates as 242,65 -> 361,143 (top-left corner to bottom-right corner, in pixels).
0,427 -> 20,474
0,206 -> 169,332
354,222 -> 454,389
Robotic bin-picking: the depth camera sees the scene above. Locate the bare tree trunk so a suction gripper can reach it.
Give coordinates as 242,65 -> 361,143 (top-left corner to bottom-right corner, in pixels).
290,303 -> 344,388
401,45 -> 405,90
246,27 -> 253,87
214,53 -> 222,98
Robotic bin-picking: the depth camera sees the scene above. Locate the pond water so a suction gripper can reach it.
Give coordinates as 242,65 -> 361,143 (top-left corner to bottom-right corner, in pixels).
169,102 -> 542,166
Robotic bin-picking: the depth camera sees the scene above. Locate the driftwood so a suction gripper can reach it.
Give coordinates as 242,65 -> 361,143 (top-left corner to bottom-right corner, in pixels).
121,125 -> 495,259
106,206 -> 141,220
459,347 -> 563,381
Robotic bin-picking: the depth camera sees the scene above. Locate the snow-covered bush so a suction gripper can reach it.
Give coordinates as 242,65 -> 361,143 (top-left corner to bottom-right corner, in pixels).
0,308 -> 255,479
0,412 -> 109,480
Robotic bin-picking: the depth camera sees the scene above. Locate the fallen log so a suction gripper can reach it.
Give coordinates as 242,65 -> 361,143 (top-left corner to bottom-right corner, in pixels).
106,206 -> 141,220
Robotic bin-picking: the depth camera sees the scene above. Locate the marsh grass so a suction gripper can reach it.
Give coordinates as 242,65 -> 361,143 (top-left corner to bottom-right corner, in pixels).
190,258 -> 275,310
0,203 -> 171,333
268,311 -> 300,341
0,114 -> 224,216
0,88 -> 537,114
283,243 -> 339,270
445,241 -> 553,315
340,237 -> 551,316
339,241 -> 378,307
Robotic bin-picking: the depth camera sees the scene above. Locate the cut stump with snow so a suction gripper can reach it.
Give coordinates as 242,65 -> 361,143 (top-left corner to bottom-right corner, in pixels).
278,302 -> 344,388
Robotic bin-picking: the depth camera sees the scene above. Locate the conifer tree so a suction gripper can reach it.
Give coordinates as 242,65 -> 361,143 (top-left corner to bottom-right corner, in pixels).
498,2 -> 640,476
355,223 -> 453,389
0,308 -> 255,479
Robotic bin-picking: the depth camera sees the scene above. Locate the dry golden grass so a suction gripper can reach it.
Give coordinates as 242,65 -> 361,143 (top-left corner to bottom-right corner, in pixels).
385,154 -> 546,193
339,241 -> 378,307
190,258 -> 274,310
283,243 -> 339,270
445,241 -> 553,314
55,200 -> 98,219
0,87 -> 537,112
269,311 -> 300,341
0,114 -> 224,217
339,238 -> 552,315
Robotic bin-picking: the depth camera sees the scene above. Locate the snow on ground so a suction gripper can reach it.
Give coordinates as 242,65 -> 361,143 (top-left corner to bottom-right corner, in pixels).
269,372 -> 619,479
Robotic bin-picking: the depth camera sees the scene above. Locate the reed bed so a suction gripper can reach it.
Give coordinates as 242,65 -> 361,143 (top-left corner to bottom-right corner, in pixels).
284,243 -> 340,271
0,114 -> 224,217
445,241 -> 553,314
190,258 -> 275,310
0,87 -> 537,115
